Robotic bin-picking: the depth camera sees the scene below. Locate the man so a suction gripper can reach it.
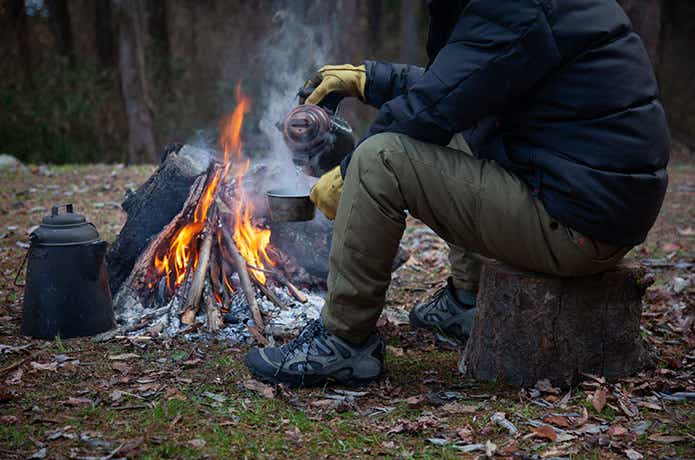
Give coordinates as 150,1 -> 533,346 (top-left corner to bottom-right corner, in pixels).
246,0 -> 670,387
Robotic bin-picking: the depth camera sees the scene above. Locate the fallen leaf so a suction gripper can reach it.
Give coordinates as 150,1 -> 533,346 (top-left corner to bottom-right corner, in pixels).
0,415 -> 18,424
111,361 -> 131,374
647,434 -> 688,444
241,380 -> 275,399
28,447 -> 47,459
441,402 -> 477,414
285,426 -> 302,442
543,415 -> 571,428
607,424 -> 628,437
381,440 -> 396,449
456,425 -> 474,443
5,368 -> 22,385
625,448 -> 643,460
30,361 -> 58,372
386,345 -> 405,357
187,438 -> 206,448
676,226 -> 694,236
404,395 -> 425,407
618,394 -> 639,418
660,241 -> 680,252
108,353 -> 140,361
202,391 -> 227,403
427,437 -> 449,446
532,424 -> 557,442
64,397 -> 93,407
534,379 -> 561,395
592,387 -> 607,413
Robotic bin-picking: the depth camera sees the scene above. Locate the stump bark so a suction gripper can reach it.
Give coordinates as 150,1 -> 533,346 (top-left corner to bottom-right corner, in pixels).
106,144 -> 211,293
461,261 -> 654,388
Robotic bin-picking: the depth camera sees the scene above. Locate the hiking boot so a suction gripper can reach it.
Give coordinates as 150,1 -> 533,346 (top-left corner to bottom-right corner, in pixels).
245,319 -> 384,387
409,278 -> 477,346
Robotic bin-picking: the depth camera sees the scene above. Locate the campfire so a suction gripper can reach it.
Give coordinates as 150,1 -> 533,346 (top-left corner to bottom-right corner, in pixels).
111,84 -> 325,342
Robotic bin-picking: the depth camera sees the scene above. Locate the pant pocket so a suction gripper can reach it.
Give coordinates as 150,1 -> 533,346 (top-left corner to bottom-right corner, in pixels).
564,227 -> 631,265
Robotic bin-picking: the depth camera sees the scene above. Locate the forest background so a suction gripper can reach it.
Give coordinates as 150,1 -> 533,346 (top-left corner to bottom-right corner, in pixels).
1,0 -> 693,164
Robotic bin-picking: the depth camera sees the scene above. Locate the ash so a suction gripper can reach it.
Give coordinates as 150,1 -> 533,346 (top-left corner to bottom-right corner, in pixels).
113,282 -> 324,343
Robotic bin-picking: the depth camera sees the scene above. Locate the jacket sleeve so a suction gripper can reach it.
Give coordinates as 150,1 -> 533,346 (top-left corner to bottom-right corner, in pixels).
363,61 -> 425,109
362,0 -> 560,148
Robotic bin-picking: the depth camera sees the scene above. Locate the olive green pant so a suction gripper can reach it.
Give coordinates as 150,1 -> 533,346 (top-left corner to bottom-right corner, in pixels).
322,133 -> 631,343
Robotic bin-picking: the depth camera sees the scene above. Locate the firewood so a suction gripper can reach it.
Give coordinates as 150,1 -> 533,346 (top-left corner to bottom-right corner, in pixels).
249,273 -> 288,310
209,247 -> 223,301
246,263 -> 307,304
205,286 -> 223,332
220,224 -> 265,331
180,225 -> 215,324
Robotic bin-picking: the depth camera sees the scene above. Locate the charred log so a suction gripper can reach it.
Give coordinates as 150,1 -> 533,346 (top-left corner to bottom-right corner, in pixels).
106,144 -> 210,293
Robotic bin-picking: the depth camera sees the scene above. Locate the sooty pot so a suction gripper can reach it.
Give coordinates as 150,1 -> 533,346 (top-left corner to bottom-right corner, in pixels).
21,204 -> 114,339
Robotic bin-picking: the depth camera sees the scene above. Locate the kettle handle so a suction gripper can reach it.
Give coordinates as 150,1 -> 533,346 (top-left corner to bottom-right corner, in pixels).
13,245 -> 31,287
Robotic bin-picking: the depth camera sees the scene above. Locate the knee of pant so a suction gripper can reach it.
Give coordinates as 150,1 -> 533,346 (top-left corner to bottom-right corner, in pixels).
349,133 -> 404,175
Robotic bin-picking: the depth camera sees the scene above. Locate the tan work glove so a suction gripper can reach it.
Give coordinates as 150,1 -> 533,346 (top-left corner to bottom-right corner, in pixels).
309,166 -> 343,220
304,64 -> 367,105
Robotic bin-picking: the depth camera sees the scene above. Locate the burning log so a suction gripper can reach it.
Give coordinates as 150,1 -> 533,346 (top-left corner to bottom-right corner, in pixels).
181,223 -> 215,324
205,286 -> 223,332
247,263 -> 307,304
220,224 -> 265,331
107,144 -> 212,293
249,273 -> 288,310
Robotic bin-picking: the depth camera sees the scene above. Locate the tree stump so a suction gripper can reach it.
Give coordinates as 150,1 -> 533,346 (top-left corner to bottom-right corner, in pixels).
106,144 -> 211,293
461,261 -> 654,388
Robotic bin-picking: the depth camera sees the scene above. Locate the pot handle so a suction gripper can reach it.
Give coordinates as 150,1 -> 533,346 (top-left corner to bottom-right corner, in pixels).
13,245 -> 31,287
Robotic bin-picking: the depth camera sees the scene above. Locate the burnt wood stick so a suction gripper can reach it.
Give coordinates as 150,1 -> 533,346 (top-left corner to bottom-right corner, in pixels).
249,273 -> 288,310
246,263 -> 308,304
220,224 -> 265,331
209,245 -> 223,299
204,285 -> 223,332
181,225 -> 214,324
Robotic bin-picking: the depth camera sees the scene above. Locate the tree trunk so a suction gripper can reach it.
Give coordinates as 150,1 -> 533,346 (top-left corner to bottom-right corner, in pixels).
399,0 -> 420,64
95,0 -> 115,67
113,0 -> 157,164
617,0 -> 662,67
461,261 -> 654,388
8,0 -> 33,86
47,0 -> 75,63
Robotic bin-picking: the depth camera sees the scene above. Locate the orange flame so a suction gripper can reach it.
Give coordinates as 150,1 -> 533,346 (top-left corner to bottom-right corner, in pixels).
151,82 -> 275,294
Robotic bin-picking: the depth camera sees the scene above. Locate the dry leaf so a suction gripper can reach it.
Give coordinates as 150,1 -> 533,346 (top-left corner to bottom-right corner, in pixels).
64,397 -> 93,406
242,379 -> 275,399
30,361 -> 58,372
187,438 -> 206,448
0,415 -> 18,425
618,395 -> 639,418
5,368 -> 23,385
441,402 -> 477,414
625,448 -> 643,460
592,387 -> 607,413
532,424 -> 557,442
108,353 -> 140,361
111,362 -> 130,374
456,425 -> 474,443
607,424 -> 628,437
676,226 -> 694,236
543,415 -> 571,428
534,379 -> 561,395
647,434 -> 688,444
405,395 -> 425,406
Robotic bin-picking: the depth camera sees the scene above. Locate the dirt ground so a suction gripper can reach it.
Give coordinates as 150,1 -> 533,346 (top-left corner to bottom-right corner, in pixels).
0,155 -> 693,459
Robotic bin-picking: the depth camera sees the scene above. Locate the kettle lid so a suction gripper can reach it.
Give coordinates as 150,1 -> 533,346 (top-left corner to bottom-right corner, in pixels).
31,204 -> 100,246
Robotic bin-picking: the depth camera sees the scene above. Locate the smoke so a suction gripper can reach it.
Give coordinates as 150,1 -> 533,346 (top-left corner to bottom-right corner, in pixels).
255,7 -> 333,192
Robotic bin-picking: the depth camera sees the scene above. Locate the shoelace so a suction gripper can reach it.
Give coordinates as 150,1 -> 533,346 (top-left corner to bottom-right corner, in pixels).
275,319 -> 326,379
423,286 -> 450,314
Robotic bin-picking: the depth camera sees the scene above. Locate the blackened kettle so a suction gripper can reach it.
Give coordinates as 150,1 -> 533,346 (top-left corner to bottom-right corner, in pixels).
21,204 -> 114,339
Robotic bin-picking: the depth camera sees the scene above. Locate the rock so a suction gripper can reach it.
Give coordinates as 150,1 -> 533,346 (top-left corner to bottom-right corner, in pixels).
0,154 -> 24,171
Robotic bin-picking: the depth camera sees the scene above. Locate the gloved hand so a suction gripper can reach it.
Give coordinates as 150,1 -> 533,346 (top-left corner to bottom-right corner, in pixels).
309,166 -> 343,220
303,64 -> 367,106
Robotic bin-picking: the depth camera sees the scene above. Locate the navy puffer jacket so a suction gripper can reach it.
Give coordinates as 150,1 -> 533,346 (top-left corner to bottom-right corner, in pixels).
344,0 -> 669,247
